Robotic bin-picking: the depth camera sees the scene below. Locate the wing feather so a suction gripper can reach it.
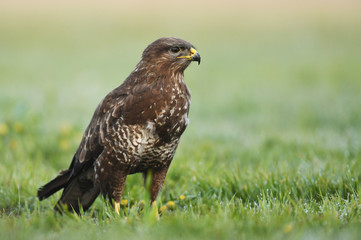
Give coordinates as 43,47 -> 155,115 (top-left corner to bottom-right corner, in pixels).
68,89 -> 129,177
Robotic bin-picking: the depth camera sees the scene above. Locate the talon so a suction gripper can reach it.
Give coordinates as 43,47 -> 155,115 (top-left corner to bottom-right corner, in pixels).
114,201 -> 120,215
150,201 -> 160,221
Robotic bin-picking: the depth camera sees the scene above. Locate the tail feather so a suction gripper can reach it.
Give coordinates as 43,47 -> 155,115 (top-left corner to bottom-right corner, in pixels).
37,169 -> 71,200
55,167 -> 100,214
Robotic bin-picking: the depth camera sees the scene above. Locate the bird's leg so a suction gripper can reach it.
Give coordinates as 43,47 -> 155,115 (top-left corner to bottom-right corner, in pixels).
142,171 -> 148,187
114,201 -> 121,215
149,167 -> 169,204
112,170 -> 127,215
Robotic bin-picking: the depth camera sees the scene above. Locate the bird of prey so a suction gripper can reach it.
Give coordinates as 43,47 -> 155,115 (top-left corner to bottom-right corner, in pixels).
37,37 -> 201,214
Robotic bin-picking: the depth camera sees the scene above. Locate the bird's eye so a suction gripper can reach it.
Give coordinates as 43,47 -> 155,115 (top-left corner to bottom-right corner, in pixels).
170,47 -> 180,53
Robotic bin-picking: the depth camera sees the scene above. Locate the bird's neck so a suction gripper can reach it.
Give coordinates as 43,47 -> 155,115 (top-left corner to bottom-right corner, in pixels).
130,60 -> 186,86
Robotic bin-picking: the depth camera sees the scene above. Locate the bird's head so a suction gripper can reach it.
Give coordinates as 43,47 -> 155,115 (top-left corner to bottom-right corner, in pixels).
141,37 -> 201,73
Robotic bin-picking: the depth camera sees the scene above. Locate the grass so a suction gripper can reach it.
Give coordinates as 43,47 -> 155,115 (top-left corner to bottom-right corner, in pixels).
1,3 -> 361,239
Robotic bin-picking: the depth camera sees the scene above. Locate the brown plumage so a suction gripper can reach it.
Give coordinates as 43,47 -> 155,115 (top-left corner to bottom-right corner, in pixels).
37,37 -> 201,214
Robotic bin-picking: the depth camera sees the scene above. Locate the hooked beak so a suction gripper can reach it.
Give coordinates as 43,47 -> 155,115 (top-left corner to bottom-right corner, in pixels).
177,47 -> 201,65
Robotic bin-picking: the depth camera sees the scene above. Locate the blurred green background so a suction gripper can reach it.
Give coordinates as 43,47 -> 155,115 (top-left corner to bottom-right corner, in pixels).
1,0 -> 361,134
1,1 -> 361,239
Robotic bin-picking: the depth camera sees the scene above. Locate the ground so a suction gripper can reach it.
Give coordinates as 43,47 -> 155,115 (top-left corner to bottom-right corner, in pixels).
1,1 -> 361,239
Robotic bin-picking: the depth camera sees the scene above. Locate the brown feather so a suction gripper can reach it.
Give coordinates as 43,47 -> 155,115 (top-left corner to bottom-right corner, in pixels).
37,169 -> 71,200
37,37 -> 200,213
55,167 -> 99,213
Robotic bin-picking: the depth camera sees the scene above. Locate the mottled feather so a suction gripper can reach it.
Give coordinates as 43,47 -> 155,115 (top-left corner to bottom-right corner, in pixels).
37,37 -> 200,213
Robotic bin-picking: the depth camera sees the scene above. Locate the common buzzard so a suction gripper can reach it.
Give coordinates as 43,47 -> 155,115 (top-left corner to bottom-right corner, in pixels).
37,37 -> 201,214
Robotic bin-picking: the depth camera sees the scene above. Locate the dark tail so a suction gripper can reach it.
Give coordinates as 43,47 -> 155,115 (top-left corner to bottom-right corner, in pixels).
37,169 -> 72,200
38,168 -> 100,214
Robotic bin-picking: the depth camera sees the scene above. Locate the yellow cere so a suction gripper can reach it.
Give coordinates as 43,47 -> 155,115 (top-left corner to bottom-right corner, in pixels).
177,47 -> 198,60
190,47 -> 197,56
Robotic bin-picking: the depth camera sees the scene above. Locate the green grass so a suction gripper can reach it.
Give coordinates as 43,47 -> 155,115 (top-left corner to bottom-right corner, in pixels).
1,5 -> 361,239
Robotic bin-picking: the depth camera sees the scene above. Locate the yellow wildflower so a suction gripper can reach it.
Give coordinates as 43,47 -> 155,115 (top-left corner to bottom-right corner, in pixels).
13,122 -> 24,133
0,123 -> 9,136
59,139 -> 70,150
179,195 -> 186,201
60,123 -> 72,136
120,199 -> 128,206
159,205 -> 167,213
283,223 -> 294,234
167,201 -> 175,210
9,139 -> 17,149
138,200 -> 145,207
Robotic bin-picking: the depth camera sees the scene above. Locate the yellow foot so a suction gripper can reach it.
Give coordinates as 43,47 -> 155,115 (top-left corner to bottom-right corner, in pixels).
114,201 -> 120,215
150,201 -> 160,221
